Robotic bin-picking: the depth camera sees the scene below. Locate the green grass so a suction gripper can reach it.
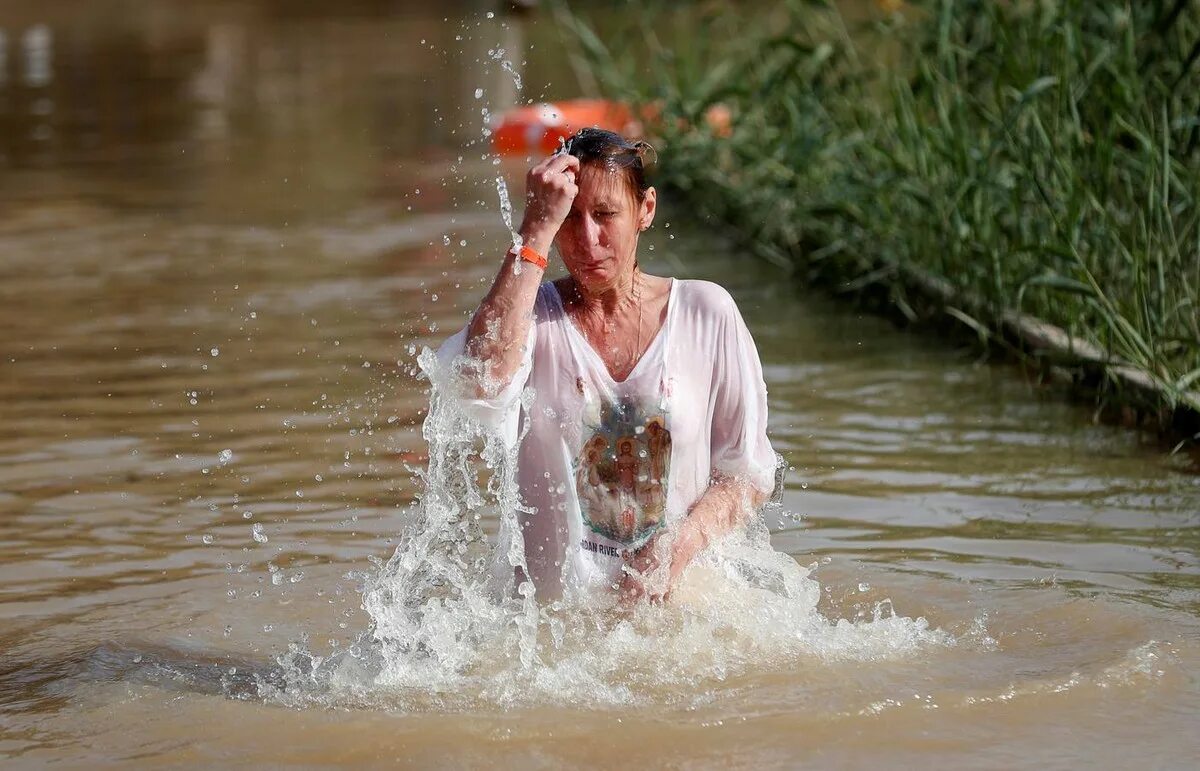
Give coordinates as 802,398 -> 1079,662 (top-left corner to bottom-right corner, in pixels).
555,0 -> 1200,436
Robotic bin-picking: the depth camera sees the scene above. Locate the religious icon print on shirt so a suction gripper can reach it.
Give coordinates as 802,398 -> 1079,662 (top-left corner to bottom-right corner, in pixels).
573,388 -> 673,549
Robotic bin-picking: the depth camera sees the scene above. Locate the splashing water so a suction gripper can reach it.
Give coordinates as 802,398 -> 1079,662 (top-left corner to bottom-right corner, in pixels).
262,343 -> 954,712
500,60 -> 522,92
495,175 -> 522,254
486,46 -> 522,94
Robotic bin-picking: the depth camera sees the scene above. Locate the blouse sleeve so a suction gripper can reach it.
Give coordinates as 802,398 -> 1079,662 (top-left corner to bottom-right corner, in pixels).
431,321 -> 535,447
708,292 -> 777,496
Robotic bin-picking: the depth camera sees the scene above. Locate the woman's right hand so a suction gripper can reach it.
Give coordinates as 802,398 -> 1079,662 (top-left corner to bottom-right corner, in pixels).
518,152 -> 581,249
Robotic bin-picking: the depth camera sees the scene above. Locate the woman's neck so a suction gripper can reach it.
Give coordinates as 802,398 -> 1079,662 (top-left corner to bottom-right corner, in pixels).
567,268 -> 642,316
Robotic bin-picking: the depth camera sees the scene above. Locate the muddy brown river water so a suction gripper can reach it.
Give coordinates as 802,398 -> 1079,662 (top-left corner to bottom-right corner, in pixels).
1,1 -> 1198,768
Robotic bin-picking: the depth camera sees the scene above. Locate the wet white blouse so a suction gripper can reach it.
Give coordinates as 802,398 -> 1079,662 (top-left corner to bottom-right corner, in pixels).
436,278 -> 776,598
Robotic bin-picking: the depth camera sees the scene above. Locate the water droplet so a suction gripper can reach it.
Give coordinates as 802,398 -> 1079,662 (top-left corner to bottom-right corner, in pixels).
251,523 -> 267,543
501,60 -> 522,91
474,88 -> 483,99
202,534 -> 214,545
218,448 -> 233,464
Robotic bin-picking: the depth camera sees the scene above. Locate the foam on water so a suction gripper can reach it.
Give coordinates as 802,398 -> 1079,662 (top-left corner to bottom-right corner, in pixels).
260,344 -> 953,711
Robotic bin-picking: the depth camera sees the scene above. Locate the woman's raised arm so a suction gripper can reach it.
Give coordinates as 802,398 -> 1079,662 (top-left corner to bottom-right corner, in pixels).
462,153 -> 580,393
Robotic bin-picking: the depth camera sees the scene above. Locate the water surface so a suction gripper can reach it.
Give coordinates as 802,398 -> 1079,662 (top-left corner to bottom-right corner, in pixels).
1,1 -> 1198,767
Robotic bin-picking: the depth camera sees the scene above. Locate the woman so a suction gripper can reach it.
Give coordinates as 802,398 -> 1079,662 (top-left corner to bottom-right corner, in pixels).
437,128 -> 776,602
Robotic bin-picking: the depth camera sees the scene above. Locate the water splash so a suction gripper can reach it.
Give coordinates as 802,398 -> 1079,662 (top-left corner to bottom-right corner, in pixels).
295,344 -> 540,699
486,46 -> 522,94
495,175 -> 522,255
256,344 -> 951,711
500,60 -> 522,92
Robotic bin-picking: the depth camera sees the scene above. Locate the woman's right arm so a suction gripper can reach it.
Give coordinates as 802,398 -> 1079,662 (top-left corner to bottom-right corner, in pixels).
462,152 -> 580,394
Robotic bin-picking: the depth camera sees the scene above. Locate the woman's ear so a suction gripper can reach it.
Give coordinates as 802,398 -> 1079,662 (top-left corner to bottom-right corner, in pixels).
639,187 -> 657,231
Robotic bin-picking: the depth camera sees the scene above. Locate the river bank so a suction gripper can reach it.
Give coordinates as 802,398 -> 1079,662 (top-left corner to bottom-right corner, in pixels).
558,0 -> 1200,451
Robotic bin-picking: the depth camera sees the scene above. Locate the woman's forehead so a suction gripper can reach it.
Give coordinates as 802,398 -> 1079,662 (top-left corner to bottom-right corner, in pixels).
574,165 -> 634,205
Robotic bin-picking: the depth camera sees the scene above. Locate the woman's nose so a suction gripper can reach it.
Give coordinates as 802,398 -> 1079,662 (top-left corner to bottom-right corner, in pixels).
582,215 -> 603,246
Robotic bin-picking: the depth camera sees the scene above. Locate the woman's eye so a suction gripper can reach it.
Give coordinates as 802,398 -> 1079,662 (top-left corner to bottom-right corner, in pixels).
596,211 -> 616,219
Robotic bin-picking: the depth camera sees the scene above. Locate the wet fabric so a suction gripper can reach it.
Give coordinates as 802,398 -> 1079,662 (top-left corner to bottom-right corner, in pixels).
437,278 -> 776,597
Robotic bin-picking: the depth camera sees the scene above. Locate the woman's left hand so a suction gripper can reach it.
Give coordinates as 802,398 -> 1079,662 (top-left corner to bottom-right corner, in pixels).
618,539 -> 667,604
618,518 -> 707,605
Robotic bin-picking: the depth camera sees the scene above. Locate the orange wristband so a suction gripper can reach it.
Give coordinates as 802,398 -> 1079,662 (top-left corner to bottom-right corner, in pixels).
515,244 -> 548,270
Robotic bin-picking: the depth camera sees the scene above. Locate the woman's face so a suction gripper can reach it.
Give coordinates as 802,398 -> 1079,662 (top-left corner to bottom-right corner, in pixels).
554,164 -> 656,291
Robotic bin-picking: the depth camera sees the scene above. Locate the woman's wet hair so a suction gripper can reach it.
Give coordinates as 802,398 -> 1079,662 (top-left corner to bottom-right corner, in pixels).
561,128 -> 655,202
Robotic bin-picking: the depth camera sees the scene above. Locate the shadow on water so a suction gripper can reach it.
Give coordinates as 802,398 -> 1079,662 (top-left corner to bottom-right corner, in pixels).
0,641 -> 298,711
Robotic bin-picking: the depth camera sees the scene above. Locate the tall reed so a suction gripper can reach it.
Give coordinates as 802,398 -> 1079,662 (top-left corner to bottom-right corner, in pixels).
557,0 -> 1200,425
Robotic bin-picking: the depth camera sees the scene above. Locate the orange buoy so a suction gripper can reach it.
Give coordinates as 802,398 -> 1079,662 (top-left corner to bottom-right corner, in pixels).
490,99 -> 638,157
490,98 -> 734,157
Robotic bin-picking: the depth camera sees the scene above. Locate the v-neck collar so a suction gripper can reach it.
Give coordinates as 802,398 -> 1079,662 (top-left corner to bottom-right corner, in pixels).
550,278 -> 677,385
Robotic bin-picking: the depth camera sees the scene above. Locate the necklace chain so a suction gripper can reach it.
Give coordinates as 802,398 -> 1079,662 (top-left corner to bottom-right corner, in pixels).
633,273 -> 643,365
